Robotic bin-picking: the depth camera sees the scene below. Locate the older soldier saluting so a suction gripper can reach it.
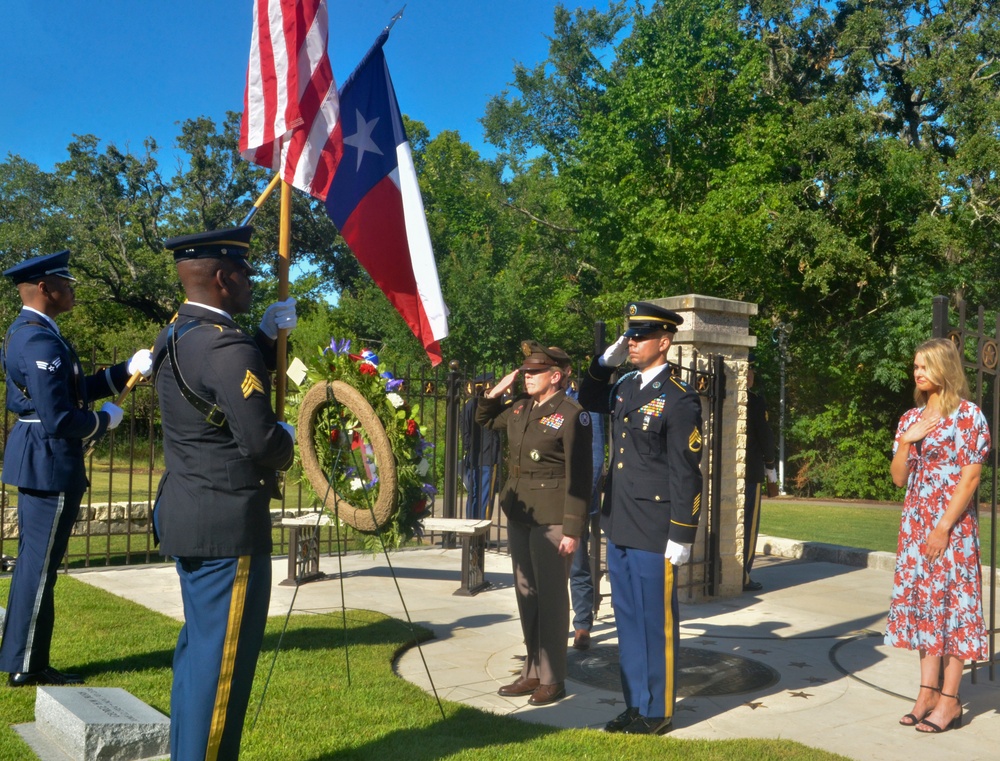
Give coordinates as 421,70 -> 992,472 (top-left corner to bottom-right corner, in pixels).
152,226 -> 296,761
579,302 -> 704,735
1,250 -> 152,687
477,341 -> 592,707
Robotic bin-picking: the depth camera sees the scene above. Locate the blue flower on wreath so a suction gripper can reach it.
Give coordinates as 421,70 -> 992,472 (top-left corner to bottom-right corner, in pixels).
421,483 -> 438,497
328,338 -> 351,355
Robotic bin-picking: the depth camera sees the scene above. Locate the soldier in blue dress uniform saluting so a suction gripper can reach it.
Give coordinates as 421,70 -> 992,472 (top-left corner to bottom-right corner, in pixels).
0,250 -> 152,687
578,301 -> 704,735
152,226 -> 296,761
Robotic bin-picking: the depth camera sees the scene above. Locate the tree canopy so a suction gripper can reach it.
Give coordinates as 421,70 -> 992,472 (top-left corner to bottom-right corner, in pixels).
2,0 -> 999,498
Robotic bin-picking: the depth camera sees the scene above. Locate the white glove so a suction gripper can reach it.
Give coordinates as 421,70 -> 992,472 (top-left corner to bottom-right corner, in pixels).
665,540 -> 692,566
599,335 -> 629,367
259,297 -> 298,339
128,349 -> 154,378
278,421 -> 295,442
101,402 -> 124,430
765,468 -> 778,483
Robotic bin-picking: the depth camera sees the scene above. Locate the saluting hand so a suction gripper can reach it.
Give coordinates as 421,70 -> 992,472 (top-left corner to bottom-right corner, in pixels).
600,335 -> 629,367
488,369 -> 519,399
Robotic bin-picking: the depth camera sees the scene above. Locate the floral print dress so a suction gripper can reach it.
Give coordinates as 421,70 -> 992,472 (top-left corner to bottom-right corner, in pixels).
885,399 -> 991,659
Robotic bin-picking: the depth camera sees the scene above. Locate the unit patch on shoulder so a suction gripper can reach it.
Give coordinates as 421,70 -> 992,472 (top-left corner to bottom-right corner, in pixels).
689,427 -> 703,452
579,411 -> 591,427
241,369 -> 265,399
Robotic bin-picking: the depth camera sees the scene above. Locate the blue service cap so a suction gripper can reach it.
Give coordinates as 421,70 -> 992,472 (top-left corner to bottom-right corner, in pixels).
164,226 -> 254,270
623,301 -> 683,337
3,250 -> 77,284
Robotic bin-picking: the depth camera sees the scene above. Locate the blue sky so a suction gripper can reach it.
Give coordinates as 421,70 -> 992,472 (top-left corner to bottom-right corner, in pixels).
2,1 -> 612,172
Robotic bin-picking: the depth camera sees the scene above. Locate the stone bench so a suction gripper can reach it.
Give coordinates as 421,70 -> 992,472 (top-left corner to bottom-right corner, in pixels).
280,514 -> 332,586
420,518 -> 493,596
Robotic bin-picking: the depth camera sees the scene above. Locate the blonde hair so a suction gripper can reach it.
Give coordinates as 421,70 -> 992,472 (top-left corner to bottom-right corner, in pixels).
913,338 -> 970,416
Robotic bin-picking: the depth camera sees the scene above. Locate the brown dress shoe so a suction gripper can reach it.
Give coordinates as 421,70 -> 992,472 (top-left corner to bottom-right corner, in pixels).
528,682 -> 566,706
497,676 -> 540,697
573,629 -> 591,650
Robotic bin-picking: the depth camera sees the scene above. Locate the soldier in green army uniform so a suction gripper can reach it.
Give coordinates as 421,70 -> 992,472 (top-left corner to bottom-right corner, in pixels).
476,341 -> 593,707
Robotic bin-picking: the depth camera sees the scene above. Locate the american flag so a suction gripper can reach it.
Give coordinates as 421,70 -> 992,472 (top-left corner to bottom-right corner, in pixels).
239,0 -> 341,200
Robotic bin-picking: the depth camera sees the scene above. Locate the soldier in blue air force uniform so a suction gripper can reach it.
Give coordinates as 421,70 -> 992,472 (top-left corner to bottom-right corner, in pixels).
152,226 -> 297,761
0,250 -> 153,687
578,301 -> 704,736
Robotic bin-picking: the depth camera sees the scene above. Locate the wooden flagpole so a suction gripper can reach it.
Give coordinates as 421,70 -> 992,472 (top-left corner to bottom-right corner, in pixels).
275,179 -> 292,421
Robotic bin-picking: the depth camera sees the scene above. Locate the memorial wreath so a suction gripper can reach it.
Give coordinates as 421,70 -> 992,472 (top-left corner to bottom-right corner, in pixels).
292,339 -> 435,551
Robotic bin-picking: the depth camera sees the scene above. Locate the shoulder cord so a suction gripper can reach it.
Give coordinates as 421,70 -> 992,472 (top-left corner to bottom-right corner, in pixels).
153,320 -> 227,427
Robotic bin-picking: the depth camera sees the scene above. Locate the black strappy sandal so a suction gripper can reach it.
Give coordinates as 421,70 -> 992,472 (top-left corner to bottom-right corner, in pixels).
899,684 -> 939,726
915,691 -> 963,732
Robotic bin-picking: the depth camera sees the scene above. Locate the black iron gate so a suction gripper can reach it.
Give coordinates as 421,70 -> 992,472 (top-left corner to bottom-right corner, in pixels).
932,295 -> 998,681
439,337 -> 726,604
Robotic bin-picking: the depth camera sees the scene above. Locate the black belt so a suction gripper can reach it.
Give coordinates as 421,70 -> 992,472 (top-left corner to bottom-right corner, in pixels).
508,466 -> 563,479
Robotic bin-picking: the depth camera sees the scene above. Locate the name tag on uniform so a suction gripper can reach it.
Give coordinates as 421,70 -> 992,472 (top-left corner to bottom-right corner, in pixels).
539,413 -> 565,430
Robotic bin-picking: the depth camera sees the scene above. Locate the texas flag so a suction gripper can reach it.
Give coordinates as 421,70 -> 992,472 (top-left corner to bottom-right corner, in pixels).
325,31 -> 449,366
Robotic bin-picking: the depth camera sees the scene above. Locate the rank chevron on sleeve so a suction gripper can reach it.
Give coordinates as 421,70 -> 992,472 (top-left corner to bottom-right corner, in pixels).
241,370 -> 265,399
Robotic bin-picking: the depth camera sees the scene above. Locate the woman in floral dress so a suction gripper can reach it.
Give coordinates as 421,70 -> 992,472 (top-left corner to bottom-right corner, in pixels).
887,338 -> 991,733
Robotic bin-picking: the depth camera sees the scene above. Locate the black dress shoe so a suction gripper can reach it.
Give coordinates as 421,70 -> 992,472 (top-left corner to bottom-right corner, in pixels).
527,682 -> 565,706
604,707 -> 640,732
8,667 -> 84,687
497,676 -> 540,697
743,579 -> 763,592
622,715 -> 672,735
573,629 -> 591,650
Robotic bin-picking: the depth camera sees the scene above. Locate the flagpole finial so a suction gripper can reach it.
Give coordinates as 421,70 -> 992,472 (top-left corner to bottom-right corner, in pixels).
386,5 -> 406,32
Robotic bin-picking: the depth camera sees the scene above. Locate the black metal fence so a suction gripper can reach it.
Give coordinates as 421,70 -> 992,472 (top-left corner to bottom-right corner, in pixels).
1,342 -> 724,612
933,295 -> 999,682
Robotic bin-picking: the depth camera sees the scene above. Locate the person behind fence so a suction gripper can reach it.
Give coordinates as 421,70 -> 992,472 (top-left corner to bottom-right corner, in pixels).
152,226 -> 296,760
887,338 -> 990,734
563,370 -> 606,652
742,351 -> 777,592
0,250 -> 152,687
476,341 -> 592,707
460,372 -> 501,519
578,301 -> 703,736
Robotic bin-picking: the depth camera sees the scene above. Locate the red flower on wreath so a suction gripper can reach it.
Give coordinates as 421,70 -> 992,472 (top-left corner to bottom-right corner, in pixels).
406,419 -> 419,436
359,363 -> 378,376
412,499 -> 428,515
329,428 -> 340,445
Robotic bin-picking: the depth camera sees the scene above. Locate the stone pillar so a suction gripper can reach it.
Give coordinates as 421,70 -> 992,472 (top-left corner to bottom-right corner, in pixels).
652,294 -> 756,601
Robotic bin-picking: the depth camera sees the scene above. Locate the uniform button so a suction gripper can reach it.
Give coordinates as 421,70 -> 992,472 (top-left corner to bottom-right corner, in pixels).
655,495 -> 661,501
619,448 -> 624,454
621,432 -> 626,439
617,462 -> 623,470
624,416 -> 629,423
259,479 -> 266,486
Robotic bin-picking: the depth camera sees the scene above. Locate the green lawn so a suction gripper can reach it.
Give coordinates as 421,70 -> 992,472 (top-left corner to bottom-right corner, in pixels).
0,578 -> 849,761
760,500 -> 996,561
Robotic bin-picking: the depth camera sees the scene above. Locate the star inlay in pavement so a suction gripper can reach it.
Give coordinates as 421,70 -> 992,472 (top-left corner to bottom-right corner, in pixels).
597,697 -> 623,706
743,701 -> 766,710
804,676 -> 828,684
788,661 -> 811,668
788,691 -> 813,699
676,704 -> 697,712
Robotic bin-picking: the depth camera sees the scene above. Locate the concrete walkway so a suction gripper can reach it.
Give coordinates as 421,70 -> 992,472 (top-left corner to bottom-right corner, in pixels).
71,540 -> 1000,761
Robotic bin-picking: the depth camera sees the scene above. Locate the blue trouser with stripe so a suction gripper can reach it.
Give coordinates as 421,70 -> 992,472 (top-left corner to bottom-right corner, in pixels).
607,540 -> 679,719
0,485 -> 85,674
170,554 -> 270,761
